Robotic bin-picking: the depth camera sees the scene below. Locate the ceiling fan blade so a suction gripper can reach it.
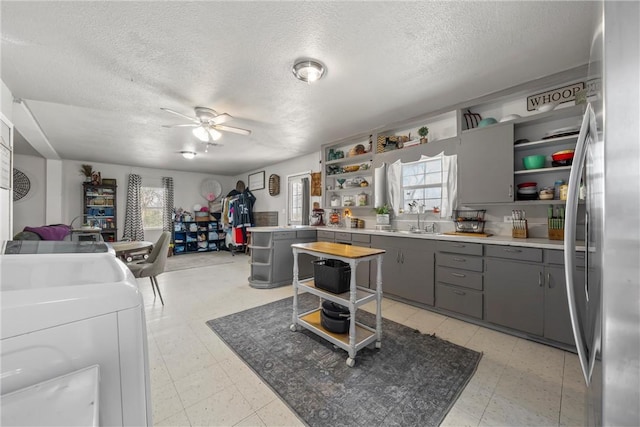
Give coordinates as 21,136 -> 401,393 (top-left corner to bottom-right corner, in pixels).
211,113 -> 232,125
162,123 -> 199,128
160,108 -> 199,123
213,124 -> 252,136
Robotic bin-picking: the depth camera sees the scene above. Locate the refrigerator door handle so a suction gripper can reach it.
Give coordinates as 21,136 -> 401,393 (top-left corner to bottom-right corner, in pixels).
564,102 -> 595,386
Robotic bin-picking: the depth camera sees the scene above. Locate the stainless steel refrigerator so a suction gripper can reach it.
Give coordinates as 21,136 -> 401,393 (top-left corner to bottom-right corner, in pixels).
564,2 -> 640,426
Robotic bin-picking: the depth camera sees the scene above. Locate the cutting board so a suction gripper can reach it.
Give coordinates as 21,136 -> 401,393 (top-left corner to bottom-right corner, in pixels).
442,231 -> 493,237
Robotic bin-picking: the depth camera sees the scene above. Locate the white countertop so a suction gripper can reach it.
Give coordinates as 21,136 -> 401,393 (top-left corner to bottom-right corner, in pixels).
247,226 -> 585,251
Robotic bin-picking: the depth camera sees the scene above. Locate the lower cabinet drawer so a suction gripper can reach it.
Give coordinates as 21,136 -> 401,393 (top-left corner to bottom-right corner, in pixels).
485,245 -> 542,262
273,231 -> 296,240
296,230 -> 317,239
352,233 -> 371,243
317,230 -> 335,240
437,253 -> 483,272
334,232 -> 351,242
435,283 -> 483,319
436,267 -> 483,290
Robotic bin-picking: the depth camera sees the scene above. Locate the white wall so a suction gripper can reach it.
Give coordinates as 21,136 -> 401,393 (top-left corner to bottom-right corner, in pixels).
234,151 -> 322,226
12,154 -> 47,235
1,80 -> 14,241
1,80 -> 13,121
12,155 -> 237,241
62,160 -> 237,242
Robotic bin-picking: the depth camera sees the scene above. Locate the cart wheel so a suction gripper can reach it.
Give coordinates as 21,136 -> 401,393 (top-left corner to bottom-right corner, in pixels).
289,324 -> 298,332
346,357 -> 356,368
375,341 -> 382,349
126,256 -> 133,263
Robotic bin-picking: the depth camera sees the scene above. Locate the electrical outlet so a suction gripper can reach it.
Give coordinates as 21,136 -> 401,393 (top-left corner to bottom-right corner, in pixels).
504,215 -> 513,222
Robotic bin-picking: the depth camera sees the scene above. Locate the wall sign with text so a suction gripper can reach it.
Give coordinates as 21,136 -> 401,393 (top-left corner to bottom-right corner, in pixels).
527,82 -> 585,111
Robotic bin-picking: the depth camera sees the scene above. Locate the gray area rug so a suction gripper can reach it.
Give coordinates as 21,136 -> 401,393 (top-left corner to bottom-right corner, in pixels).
165,251 -> 237,272
207,293 -> 482,427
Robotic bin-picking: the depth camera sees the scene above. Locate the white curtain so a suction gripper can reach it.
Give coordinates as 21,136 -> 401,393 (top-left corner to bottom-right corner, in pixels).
420,152 -> 458,218
386,160 -> 403,215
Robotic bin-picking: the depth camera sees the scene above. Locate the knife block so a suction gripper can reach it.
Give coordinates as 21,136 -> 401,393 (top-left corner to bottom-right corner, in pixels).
548,218 -> 565,240
512,220 -> 528,238
548,228 -> 564,240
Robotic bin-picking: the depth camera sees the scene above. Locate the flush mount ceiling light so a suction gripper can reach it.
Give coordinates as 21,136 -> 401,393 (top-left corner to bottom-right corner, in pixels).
292,59 -> 325,83
180,151 -> 197,159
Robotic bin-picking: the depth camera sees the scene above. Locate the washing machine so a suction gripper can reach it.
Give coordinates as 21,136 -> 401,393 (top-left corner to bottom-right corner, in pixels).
0,243 -> 151,426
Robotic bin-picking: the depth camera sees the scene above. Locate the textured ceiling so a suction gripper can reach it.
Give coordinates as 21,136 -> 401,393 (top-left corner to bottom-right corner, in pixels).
1,1 -> 597,175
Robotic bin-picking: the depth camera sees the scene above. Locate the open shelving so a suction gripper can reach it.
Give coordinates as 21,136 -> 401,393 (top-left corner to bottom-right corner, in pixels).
82,182 -> 117,242
172,218 -> 223,255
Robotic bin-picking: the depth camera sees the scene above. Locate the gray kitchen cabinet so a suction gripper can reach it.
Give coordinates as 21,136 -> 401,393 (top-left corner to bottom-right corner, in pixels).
435,241 -> 484,319
351,234 -> 372,288
317,231 -> 371,288
370,236 -> 402,293
458,123 -> 514,204
370,235 -> 435,306
249,229 -> 316,288
485,258 -> 544,335
544,250 -> 586,345
544,265 -> 576,344
316,230 -> 335,242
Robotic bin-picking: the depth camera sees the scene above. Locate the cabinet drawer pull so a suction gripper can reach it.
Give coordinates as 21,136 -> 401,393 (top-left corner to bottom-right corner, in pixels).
453,290 -> 466,296
503,248 -> 522,253
453,257 -> 466,262
547,272 -> 551,288
452,244 -> 466,248
509,184 -> 513,198
539,271 -> 543,287
451,272 -> 466,278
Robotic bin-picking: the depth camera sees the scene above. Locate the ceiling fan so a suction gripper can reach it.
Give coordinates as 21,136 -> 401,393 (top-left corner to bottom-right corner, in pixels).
161,106 -> 252,144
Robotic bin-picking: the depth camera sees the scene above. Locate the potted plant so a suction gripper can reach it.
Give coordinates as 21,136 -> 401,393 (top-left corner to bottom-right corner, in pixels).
374,205 -> 391,225
418,126 -> 429,144
80,164 -> 93,182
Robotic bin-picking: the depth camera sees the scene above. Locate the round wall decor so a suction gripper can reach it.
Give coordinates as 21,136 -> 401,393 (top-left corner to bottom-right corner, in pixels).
201,178 -> 222,201
268,174 -> 280,196
13,168 -> 31,202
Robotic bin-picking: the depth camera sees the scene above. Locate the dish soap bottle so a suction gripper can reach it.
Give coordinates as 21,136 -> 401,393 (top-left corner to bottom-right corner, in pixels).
554,180 -> 565,200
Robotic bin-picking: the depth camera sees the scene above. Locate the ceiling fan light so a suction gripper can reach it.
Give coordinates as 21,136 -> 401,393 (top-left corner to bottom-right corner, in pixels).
192,126 -> 209,142
292,59 -> 325,83
181,151 -> 197,159
208,128 -> 222,141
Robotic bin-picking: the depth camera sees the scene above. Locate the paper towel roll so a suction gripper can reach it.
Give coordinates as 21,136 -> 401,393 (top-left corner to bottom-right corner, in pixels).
374,163 -> 387,208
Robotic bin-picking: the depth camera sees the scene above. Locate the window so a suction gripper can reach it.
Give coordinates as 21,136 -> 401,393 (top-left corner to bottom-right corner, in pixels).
401,157 -> 443,212
141,186 -> 164,229
287,173 -> 310,225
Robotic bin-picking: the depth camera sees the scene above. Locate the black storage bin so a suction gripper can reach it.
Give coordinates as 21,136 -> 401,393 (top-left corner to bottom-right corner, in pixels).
321,301 -> 350,334
313,259 -> 351,293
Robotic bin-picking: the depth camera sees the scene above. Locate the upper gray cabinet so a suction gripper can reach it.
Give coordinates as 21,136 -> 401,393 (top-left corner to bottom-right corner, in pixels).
458,124 -> 514,204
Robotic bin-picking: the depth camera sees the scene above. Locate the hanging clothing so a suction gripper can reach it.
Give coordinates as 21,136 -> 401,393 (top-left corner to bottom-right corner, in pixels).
231,189 -> 256,229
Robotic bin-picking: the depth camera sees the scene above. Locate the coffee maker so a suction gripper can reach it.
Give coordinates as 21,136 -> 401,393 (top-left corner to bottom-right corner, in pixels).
310,208 -> 325,226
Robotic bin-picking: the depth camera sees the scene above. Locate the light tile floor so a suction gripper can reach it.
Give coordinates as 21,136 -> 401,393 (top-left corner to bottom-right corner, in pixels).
140,252 -> 586,426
